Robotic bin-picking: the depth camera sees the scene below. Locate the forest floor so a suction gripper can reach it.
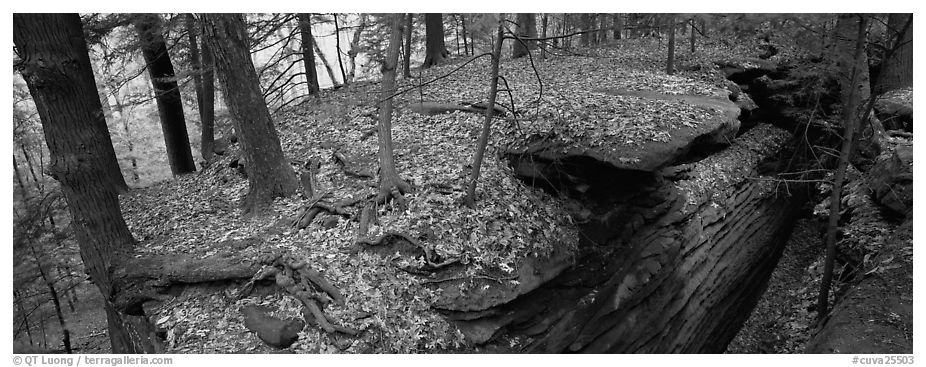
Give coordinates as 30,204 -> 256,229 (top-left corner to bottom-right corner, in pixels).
21,37 -> 913,354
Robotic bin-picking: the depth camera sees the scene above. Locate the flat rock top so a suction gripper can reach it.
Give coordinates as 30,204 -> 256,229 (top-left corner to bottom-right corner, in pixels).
508,88 -> 741,172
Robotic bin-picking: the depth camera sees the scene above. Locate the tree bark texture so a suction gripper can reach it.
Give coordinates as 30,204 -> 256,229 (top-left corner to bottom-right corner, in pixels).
187,14 -> 216,162
185,14 -> 205,119
134,13 -> 197,175
203,13 -> 298,214
14,15 -> 126,194
375,14 -> 412,198
423,13 -> 449,68
297,13 -> 321,95
512,13 -> 538,58
878,14 -> 912,92
200,32 -> 216,162
13,13 -> 157,353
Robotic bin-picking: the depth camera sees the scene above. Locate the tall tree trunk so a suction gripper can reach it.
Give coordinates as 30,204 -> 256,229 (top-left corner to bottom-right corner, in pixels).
203,13 -> 298,215
297,13 -> 321,95
403,13 -> 413,78
689,18 -> 696,53
332,14 -> 348,86
200,34 -> 216,162
877,14 -> 912,92
580,13 -> 591,47
185,14 -> 205,119
453,14 -> 461,56
134,14 -> 196,175
422,13 -> 449,68
187,14 -> 216,162
818,14 -> 869,320
374,14 -> 412,205
613,14 -> 623,40
562,14 -> 570,49
513,13 -> 538,58
464,14 -> 505,208
13,13 -> 158,353
311,34 -> 340,87
540,14 -> 549,60
460,14 -> 475,55
599,14 -> 608,43
666,15 -> 676,75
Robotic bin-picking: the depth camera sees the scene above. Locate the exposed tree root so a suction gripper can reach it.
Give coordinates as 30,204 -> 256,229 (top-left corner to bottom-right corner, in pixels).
237,253 -> 358,336
356,231 -> 459,272
374,176 -> 412,212
291,192 -> 372,230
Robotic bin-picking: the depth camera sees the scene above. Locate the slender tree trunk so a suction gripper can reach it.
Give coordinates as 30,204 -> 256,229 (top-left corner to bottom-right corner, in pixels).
14,155 -> 28,197
563,14 -> 570,49
14,13 -> 158,353
374,14 -> 412,205
200,34 -> 216,162
613,14 -> 623,40
818,14 -> 869,320
14,290 -> 34,346
29,245 -> 72,354
580,13 -> 591,47
113,96 -> 140,183
185,14 -> 205,118
422,13 -> 449,68
297,13 -> 320,95
461,14 -> 469,55
464,14 -> 505,208
599,14 -> 608,43
311,34 -> 340,87
690,18 -> 696,53
453,14 -> 461,56
134,14 -> 196,175
203,13 -> 298,215
345,14 -> 367,84
666,15 -> 676,75
332,14 -> 348,86
403,13 -> 413,78
540,14 -> 549,60
20,144 -> 40,189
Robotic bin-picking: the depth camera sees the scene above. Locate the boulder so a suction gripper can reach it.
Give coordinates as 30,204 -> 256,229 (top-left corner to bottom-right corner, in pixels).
867,145 -> 913,216
874,90 -> 913,132
241,305 -> 305,349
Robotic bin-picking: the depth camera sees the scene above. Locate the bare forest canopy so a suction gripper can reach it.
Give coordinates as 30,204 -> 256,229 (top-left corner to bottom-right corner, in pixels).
12,13 -> 913,355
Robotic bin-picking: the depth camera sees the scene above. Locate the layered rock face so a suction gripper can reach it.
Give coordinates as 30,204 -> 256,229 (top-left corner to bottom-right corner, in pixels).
432,86 -> 803,352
